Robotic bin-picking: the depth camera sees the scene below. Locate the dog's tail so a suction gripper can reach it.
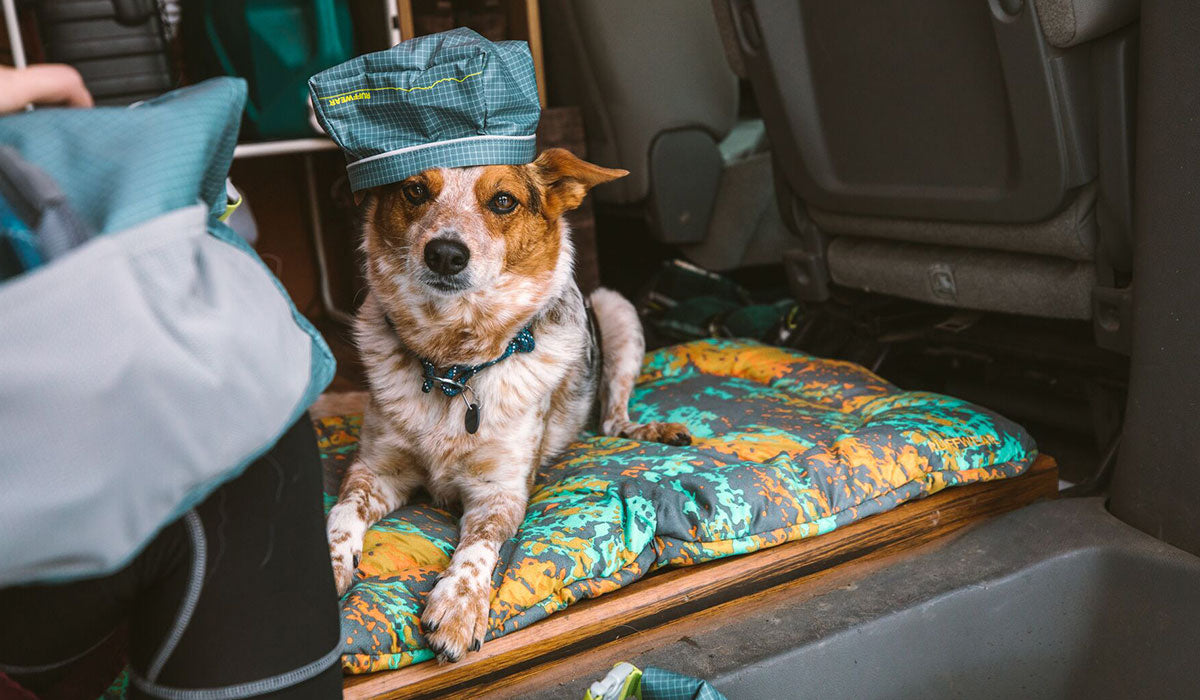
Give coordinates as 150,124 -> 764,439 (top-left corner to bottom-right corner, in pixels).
589,287 -> 691,446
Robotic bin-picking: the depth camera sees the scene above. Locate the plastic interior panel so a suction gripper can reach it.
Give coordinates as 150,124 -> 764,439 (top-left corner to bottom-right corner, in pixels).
1089,26 -> 1137,353
774,161 -> 830,300
648,129 -> 724,244
730,0 -> 1092,223
711,502 -> 1200,700
827,237 -> 1097,319
1092,26 -> 1138,281
1110,0 -> 1200,556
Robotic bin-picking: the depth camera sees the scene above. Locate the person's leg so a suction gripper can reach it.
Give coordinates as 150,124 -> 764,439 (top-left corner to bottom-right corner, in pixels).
127,415 -> 342,699
0,549 -> 142,695
0,414 -> 343,699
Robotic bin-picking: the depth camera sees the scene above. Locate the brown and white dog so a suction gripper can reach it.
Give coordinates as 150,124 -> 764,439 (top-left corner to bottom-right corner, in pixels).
326,148 -> 691,663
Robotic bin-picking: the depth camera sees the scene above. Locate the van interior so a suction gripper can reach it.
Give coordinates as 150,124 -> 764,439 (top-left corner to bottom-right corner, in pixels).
4,0 -> 1200,698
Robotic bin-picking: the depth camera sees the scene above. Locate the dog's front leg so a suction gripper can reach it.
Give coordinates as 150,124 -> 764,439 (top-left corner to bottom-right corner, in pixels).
421,477 -> 528,662
327,453 -> 422,596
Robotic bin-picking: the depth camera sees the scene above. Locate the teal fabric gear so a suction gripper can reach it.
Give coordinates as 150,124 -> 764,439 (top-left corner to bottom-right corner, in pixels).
309,27 -> 541,192
639,667 -> 728,700
0,78 -> 335,585
584,663 -> 728,700
0,77 -> 334,419
0,80 -> 241,234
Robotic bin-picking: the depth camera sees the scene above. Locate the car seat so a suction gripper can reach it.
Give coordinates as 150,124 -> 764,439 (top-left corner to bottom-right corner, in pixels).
712,0 -> 1139,351
540,0 -> 793,271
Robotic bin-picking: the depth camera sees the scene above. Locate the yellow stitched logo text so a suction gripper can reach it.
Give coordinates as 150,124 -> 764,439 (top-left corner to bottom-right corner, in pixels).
321,71 -> 485,106
927,434 -> 999,452
328,91 -> 371,107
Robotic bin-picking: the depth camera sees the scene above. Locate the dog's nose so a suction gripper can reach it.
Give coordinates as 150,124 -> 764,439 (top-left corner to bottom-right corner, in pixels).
423,238 -> 470,276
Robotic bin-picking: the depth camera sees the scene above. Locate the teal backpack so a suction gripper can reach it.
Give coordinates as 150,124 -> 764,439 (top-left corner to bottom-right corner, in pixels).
0,78 -> 335,586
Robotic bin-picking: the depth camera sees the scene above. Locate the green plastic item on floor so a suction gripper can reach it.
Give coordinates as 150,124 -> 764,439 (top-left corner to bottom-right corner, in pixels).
585,663 -> 728,700
183,0 -> 355,139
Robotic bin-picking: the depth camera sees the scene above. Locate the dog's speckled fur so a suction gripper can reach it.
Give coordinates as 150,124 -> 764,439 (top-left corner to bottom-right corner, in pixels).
326,149 -> 690,663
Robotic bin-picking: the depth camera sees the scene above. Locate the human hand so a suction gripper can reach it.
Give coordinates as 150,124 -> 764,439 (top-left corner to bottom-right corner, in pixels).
0,64 -> 94,114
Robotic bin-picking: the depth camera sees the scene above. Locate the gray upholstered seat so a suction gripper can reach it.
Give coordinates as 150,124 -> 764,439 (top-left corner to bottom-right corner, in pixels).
712,0 -> 1139,348
540,0 -> 792,270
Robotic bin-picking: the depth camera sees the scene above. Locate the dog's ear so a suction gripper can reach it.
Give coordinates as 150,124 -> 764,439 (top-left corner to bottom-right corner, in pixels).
532,148 -> 628,219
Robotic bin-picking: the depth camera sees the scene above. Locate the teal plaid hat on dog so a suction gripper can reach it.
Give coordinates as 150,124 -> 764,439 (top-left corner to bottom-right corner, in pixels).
309,28 -> 540,193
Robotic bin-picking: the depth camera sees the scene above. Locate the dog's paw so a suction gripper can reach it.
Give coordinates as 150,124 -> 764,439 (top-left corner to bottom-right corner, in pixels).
421,573 -> 490,663
327,528 -> 362,597
620,421 -> 692,447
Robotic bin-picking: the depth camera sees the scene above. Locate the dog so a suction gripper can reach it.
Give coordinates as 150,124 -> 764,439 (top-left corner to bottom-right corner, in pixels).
325,148 -> 692,663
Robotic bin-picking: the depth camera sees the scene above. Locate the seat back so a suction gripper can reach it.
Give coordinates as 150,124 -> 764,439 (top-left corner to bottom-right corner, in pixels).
716,0 -> 1138,346
541,0 -> 738,206
542,0 -> 800,267
722,0 -> 1096,223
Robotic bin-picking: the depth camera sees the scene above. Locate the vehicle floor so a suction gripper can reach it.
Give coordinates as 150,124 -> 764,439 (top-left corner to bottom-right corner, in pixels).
509,497 -> 1200,700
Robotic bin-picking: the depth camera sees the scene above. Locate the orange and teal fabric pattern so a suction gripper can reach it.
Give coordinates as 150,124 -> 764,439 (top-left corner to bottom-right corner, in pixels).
316,338 -> 1037,673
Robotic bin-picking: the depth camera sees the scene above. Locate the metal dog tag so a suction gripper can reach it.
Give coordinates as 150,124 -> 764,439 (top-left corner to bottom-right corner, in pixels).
465,403 -> 481,434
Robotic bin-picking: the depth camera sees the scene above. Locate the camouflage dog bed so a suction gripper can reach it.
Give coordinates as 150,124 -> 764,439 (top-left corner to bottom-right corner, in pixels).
317,338 -> 1037,673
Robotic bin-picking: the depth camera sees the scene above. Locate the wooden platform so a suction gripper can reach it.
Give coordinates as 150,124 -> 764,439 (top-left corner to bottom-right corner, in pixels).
344,455 -> 1058,699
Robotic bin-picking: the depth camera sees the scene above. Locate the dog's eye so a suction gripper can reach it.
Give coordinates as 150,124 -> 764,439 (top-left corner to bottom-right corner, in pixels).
402,182 -> 429,205
488,191 -> 518,214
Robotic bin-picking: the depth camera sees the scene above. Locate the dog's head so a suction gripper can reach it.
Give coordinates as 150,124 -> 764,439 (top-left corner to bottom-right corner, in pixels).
360,148 -> 626,362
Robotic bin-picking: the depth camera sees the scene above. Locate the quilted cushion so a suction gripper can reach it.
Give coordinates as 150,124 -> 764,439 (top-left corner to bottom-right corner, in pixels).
318,339 -> 1037,673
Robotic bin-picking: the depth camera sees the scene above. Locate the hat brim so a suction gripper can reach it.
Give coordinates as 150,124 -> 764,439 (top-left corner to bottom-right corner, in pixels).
346,133 -> 538,192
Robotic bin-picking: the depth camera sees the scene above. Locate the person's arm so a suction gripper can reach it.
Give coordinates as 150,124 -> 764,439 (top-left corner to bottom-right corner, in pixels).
0,65 -> 93,114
